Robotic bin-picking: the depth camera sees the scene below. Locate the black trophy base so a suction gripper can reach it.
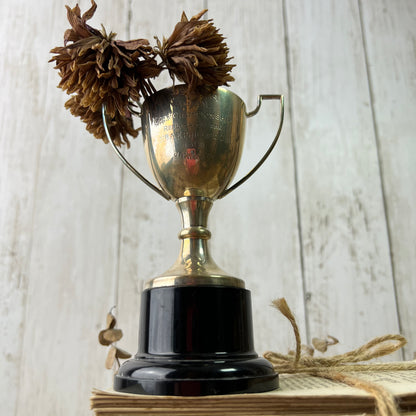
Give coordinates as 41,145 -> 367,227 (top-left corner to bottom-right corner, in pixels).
114,285 -> 278,396
114,356 -> 278,396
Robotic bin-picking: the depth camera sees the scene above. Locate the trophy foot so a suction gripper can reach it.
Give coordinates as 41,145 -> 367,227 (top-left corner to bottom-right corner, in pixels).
114,286 -> 278,396
114,356 -> 278,396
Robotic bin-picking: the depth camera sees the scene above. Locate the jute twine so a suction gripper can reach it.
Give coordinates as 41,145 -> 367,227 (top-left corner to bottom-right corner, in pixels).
263,298 -> 416,416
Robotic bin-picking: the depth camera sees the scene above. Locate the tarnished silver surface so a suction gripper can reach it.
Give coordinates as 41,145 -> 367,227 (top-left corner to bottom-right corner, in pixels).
141,85 -> 247,200
103,85 -> 284,289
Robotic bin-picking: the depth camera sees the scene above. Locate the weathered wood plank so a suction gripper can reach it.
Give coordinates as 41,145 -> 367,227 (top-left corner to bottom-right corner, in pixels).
12,1 -> 129,414
284,0 -> 401,354
2,0 -> 414,414
116,0 -> 206,358
0,1 -> 42,413
359,0 -> 416,359
116,0 -> 305,358
200,0 -> 306,354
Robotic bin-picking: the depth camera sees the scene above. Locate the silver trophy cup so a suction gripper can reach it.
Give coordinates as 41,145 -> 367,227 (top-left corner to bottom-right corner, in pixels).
102,85 -> 284,396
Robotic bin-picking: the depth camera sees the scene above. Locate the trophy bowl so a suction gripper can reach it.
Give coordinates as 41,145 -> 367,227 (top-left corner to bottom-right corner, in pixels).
141,84 -> 246,200
102,85 -> 284,396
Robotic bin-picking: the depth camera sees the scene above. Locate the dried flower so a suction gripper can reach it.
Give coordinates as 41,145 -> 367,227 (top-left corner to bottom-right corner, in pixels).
98,328 -> 123,346
105,345 -> 131,369
312,336 -> 339,353
99,309 -> 131,370
156,10 -> 235,90
50,0 -> 162,146
50,3 -> 235,146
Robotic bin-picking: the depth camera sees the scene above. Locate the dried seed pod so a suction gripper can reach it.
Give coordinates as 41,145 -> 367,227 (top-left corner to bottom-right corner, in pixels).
98,329 -> 112,346
104,328 -> 123,343
312,335 -> 339,353
105,346 -> 117,369
98,306 -> 132,368
327,335 -> 339,346
106,311 -> 117,329
115,347 -> 132,359
99,328 -> 123,345
312,338 -> 329,353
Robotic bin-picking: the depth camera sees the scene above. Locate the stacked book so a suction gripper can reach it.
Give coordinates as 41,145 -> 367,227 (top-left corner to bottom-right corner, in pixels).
91,371 -> 416,415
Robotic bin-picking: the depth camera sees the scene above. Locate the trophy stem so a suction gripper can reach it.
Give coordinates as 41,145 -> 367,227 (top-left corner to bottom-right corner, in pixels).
177,195 -> 212,252
176,196 -> 216,276
144,196 -> 245,289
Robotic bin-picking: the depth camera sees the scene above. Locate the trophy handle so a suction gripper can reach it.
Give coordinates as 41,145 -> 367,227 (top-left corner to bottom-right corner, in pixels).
101,105 -> 171,200
217,94 -> 284,199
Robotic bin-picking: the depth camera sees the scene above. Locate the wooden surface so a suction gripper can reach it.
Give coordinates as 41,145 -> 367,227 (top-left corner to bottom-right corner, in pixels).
0,0 -> 415,414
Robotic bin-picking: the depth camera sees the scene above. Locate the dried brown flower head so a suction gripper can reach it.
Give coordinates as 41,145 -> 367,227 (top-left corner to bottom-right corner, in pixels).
157,10 -> 235,90
50,0 -> 162,146
51,3 -> 235,146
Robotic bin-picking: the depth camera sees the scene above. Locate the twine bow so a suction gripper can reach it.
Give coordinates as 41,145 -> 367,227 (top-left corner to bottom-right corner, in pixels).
264,298 -> 416,416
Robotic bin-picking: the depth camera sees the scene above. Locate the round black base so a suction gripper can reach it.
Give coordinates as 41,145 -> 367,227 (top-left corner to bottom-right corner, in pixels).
114,357 -> 278,396
114,285 -> 278,396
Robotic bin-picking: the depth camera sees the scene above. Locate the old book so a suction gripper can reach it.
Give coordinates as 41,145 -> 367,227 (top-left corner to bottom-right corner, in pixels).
90,370 -> 416,415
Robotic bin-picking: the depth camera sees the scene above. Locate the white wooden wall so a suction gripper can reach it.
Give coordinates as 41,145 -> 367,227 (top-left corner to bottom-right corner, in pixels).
1,0 -> 415,414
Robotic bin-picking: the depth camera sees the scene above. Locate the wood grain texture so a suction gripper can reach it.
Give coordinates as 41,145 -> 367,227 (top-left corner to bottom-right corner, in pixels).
204,0 -> 306,354
0,1 -> 41,413
116,0 -> 205,359
2,1 -> 129,414
359,0 -> 416,359
0,0 -> 415,414
284,0 -> 401,355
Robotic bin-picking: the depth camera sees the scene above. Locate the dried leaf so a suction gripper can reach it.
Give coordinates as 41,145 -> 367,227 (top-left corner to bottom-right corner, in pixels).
105,346 -> 117,369
115,38 -> 150,50
106,312 -> 116,329
327,335 -> 339,346
312,337 -> 329,353
190,9 -> 208,22
98,329 -> 111,346
312,336 -> 339,353
102,328 -> 123,343
81,0 -> 98,21
115,347 -> 132,359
